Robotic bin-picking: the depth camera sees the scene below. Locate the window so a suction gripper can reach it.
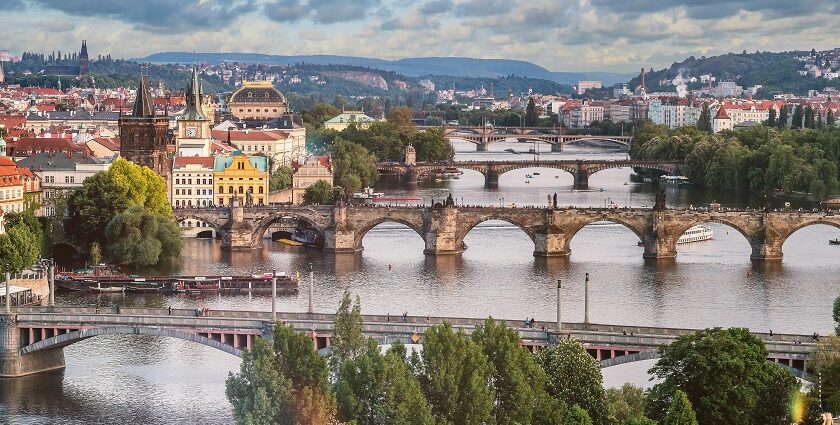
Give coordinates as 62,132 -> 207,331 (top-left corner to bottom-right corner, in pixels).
228,186 -> 234,194
219,185 -> 224,193
258,186 -> 264,194
219,197 -> 224,205
238,186 -> 244,194
175,189 -> 180,195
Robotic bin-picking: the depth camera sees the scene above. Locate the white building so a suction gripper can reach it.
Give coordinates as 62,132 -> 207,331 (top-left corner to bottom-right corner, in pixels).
171,156 -> 215,208
577,80 -> 603,95
569,103 -> 604,129
16,152 -> 111,216
212,128 -> 305,171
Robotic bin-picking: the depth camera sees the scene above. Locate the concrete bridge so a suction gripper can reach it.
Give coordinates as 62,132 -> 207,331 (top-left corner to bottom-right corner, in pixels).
378,159 -> 681,188
0,308 -> 816,377
173,204 -> 840,260
417,125 -> 633,152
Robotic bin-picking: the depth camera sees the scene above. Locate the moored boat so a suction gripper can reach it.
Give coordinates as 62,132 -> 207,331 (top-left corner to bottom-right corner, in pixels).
0,285 -> 43,307
829,238 -> 840,245
677,225 -> 714,244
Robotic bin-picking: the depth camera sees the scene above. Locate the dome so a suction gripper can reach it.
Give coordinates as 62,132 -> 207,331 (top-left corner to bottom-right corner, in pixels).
229,81 -> 286,105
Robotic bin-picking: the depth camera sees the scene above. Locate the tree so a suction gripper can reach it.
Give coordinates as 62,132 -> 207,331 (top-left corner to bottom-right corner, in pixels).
304,103 -> 340,128
108,157 -> 171,215
387,107 -> 416,135
104,206 -> 183,268
663,390 -> 698,425
697,103 -> 711,132
563,405 -> 593,425
766,107 -> 777,127
302,180 -> 334,205
646,328 -> 798,425
805,106 -> 816,129
412,129 -> 454,162
778,105 -> 789,129
331,290 -> 365,369
524,97 -> 538,127
606,384 -> 647,424
471,318 -> 563,424
537,339 -> 609,425
89,242 -> 103,266
335,339 -> 435,425
834,295 -> 840,335
269,166 -> 293,192
0,223 -> 41,275
792,104 -> 804,129
416,322 -> 495,425
330,139 -> 377,196
226,323 -> 335,425
828,109 -> 835,127
622,418 -> 657,425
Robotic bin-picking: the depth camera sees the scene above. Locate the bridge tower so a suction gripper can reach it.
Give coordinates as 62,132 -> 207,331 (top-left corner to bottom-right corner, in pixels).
0,314 -> 66,377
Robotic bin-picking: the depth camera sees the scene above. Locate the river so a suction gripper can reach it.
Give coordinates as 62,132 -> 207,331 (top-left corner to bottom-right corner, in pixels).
2,140 -> 838,423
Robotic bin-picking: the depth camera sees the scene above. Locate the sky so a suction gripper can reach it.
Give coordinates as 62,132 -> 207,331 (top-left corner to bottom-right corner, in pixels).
2,0 -> 839,72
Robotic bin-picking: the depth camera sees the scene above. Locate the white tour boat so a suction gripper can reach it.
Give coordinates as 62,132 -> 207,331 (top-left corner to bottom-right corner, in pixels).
677,225 -> 714,244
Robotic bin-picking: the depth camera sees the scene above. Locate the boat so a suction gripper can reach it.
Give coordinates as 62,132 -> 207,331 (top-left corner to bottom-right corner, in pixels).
525,180 -> 531,184
677,225 -> 714,244
278,238 -> 304,247
830,239 -> 840,245
525,174 -> 533,178
709,202 -> 721,210
91,285 -> 125,294
0,285 -> 43,307
292,228 -> 321,247
352,187 -> 385,204
623,182 -> 629,185
660,175 -> 690,185
533,172 -> 541,176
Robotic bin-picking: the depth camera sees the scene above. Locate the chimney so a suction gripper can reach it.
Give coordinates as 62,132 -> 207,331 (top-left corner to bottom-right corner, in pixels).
640,67 -> 646,91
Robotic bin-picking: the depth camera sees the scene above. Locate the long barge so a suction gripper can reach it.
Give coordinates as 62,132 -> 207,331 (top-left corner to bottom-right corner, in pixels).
55,273 -> 298,294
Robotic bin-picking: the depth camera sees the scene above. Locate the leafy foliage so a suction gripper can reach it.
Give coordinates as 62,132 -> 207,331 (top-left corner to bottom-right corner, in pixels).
537,339 -> 609,425
330,139 -> 378,195
662,390 -> 698,425
606,384 -> 648,425
0,222 -> 41,275
269,166 -> 293,192
646,327 -> 798,425
564,405 -> 594,425
104,206 -> 183,268
302,180 -> 335,205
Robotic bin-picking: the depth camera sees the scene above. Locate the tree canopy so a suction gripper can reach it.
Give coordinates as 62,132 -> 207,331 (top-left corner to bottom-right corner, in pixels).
269,166 -> 293,192
330,139 -> 378,196
0,221 -> 41,275
104,206 -> 183,268
302,180 -> 335,205
537,339 -> 609,425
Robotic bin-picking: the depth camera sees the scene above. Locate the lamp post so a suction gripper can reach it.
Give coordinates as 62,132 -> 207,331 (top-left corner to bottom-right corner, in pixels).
556,279 -> 562,331
584,273 -> 590,324
4,272 -> 10,314
271,269 -> 277,322
308,263 -> 314,315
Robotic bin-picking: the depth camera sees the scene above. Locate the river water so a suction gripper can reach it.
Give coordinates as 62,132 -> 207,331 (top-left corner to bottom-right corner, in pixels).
2,140 -> 839,423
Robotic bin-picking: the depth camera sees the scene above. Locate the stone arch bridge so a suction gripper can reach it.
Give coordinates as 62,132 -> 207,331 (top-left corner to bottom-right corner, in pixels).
174,205 -> 840,262
417,125 -> 633,152
378,159 -> 681,188
0,307 -> 815,377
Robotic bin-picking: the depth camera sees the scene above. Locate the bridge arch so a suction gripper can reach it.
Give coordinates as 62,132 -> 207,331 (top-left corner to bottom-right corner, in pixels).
20,326 -> 247,358
779,219 -> 840,246
564,216 -> 647,244
600,351 -> 809,379
253,211 -> 328,246
176,215 -> 223,238
456,214 -> 538,247
353,218 -> 426,250
563,136 -> 632,147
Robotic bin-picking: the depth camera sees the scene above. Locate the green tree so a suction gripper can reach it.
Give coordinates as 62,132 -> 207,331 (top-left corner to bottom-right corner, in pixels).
662,391 -> 698,425
269,166 -> 293,192
606,384 -> 647,424
417,322 -> 494,425
89,241 -> 103,266
834,296 -> 840,335
792,104 -> 804,129
805,106 -> 816,129
766,107 -> 777,127
697,103 -> 711,132
331,139 -> 378,195
0,223 -> 41,275
331,290 -> 365,368
303,103 -> 341,128
537,339 -> 609,425
302,180 -> 334,205
335,339 -> 434,425
646,328 -> 798,425
471,318 -> 563,424
412,129 -> 454,162
622,418 -> 657,425
778,105 -> 789,128
524,97 -> 538,127
828,109 -> 835,126
108,157 -> 171,215
387,107 -> 417,135
104,206 -> 183,268
564,405 -> 594,425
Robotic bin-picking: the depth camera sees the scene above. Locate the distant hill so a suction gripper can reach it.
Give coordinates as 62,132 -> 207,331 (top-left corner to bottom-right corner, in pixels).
627,50 -> 837,97
137,52 -> 633,86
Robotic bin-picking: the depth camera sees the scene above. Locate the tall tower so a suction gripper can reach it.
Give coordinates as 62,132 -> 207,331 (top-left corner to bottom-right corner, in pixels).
119,68 -> 171,176
0,60 -> 5,85
176,67 -> 212,157
78,40 -> 89,75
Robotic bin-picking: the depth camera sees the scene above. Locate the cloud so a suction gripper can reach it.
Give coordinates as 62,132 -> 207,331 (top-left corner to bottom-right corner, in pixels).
420,0 -> 452,14
262,0 -> 380,24
454,0 -> 509,17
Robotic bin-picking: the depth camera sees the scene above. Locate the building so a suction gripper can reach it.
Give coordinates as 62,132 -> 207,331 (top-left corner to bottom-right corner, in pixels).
323,111 -> 376,131
0,157 -> 24,220
85,137 -> 120,158
211,128 -> 304,170
171,156 -> 215,208
291,156 -> 333,205
44,40 -> 89,76
213,154 -> 268,206
569,102 -> 604,129
607,100 -> 633,123
119,71 -> 172,177
175,68 -> 212,157
714,81 -> 743,98
16,152 -> 111,216
712,106 -> 732,133
228,81 -> 287,120
577,80 -> 602,95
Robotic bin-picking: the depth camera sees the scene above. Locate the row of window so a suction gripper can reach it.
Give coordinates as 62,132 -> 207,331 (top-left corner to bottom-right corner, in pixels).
0,201 -> 22,213
218,197 -> 264,206
175,178 -> 212,185
237,108 -> 279,113
41,176 -> 74,184
217,177 -> 263,181
218,186 -> 264,194
0,189 -> 23,200
174,188 -> 213,196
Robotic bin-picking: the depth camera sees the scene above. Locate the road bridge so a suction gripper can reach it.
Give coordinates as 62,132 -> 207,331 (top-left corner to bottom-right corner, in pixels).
378,159 -> 680,188
173,204 -> 840,261
0,308 -> 816,377
416,125 -> 633,152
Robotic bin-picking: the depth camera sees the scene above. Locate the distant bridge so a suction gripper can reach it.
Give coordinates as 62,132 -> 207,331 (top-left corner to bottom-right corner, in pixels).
378,159 -> 681,188
173,204 -> 840,263
416,125 -> 633,151
0,307 -> 815,377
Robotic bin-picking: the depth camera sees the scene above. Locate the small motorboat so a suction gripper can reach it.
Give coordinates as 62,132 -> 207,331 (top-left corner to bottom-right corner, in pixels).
623,182 -> 629,185
92,286 -> 125,294
533,172 -> 540,176
830,238 -> 840,245
525,174 -> 533,178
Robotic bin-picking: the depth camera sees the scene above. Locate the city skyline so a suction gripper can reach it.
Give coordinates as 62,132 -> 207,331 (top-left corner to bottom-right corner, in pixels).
1,0 -> 838,72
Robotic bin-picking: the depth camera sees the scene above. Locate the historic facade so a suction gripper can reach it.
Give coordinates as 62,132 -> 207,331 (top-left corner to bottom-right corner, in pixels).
214,154 -> 269,207
118,72 -> 172,176
228,81 -> 287,120
175,68 -> 212,157
291,156 -> 333,205
171,156 -> 215,208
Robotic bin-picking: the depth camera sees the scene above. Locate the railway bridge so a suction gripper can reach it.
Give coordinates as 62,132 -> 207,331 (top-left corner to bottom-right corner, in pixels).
416,125 -> 632,152
173,204 -> 840,261
0,307 -> 816,377
378,159 -> 681,188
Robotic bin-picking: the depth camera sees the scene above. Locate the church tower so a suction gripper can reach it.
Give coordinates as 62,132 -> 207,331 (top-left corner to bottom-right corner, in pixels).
176,67 -> 212,157
119,68 -> 171,176
78,40 -> 89,75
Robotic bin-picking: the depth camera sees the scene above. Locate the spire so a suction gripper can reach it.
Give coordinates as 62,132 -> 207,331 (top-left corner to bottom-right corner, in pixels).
132,66 -> 155,117
180,66 -> 207,121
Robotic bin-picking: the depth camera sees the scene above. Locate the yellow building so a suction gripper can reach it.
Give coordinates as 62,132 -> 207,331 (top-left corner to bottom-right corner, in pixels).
213,153 -> 269,206
228,81 -> 287,120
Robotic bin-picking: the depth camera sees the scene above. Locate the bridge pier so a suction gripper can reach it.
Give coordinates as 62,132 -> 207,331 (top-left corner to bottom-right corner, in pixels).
423,208 -> 463,255
551,143 -> 562,153
749,236 -> 784,262
476,141 -> 488,152
574,169 -> 589,189
0,315 -> 66,377
222,204 -> 259,250
484,167 -> 500,189
533,231 -> 571,257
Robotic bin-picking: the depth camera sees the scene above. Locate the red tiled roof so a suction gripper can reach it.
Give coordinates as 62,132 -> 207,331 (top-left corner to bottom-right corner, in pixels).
210,129 -> 289,141
173,156 -> 215,168
0,115 -> 26,129
714,107 -> 730,120
8,137 -> 87,156
90,137 -> 120,151
0,156 -> 16,167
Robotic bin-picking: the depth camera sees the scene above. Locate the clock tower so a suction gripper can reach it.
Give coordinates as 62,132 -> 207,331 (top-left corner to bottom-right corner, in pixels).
176,67 -> 212,157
